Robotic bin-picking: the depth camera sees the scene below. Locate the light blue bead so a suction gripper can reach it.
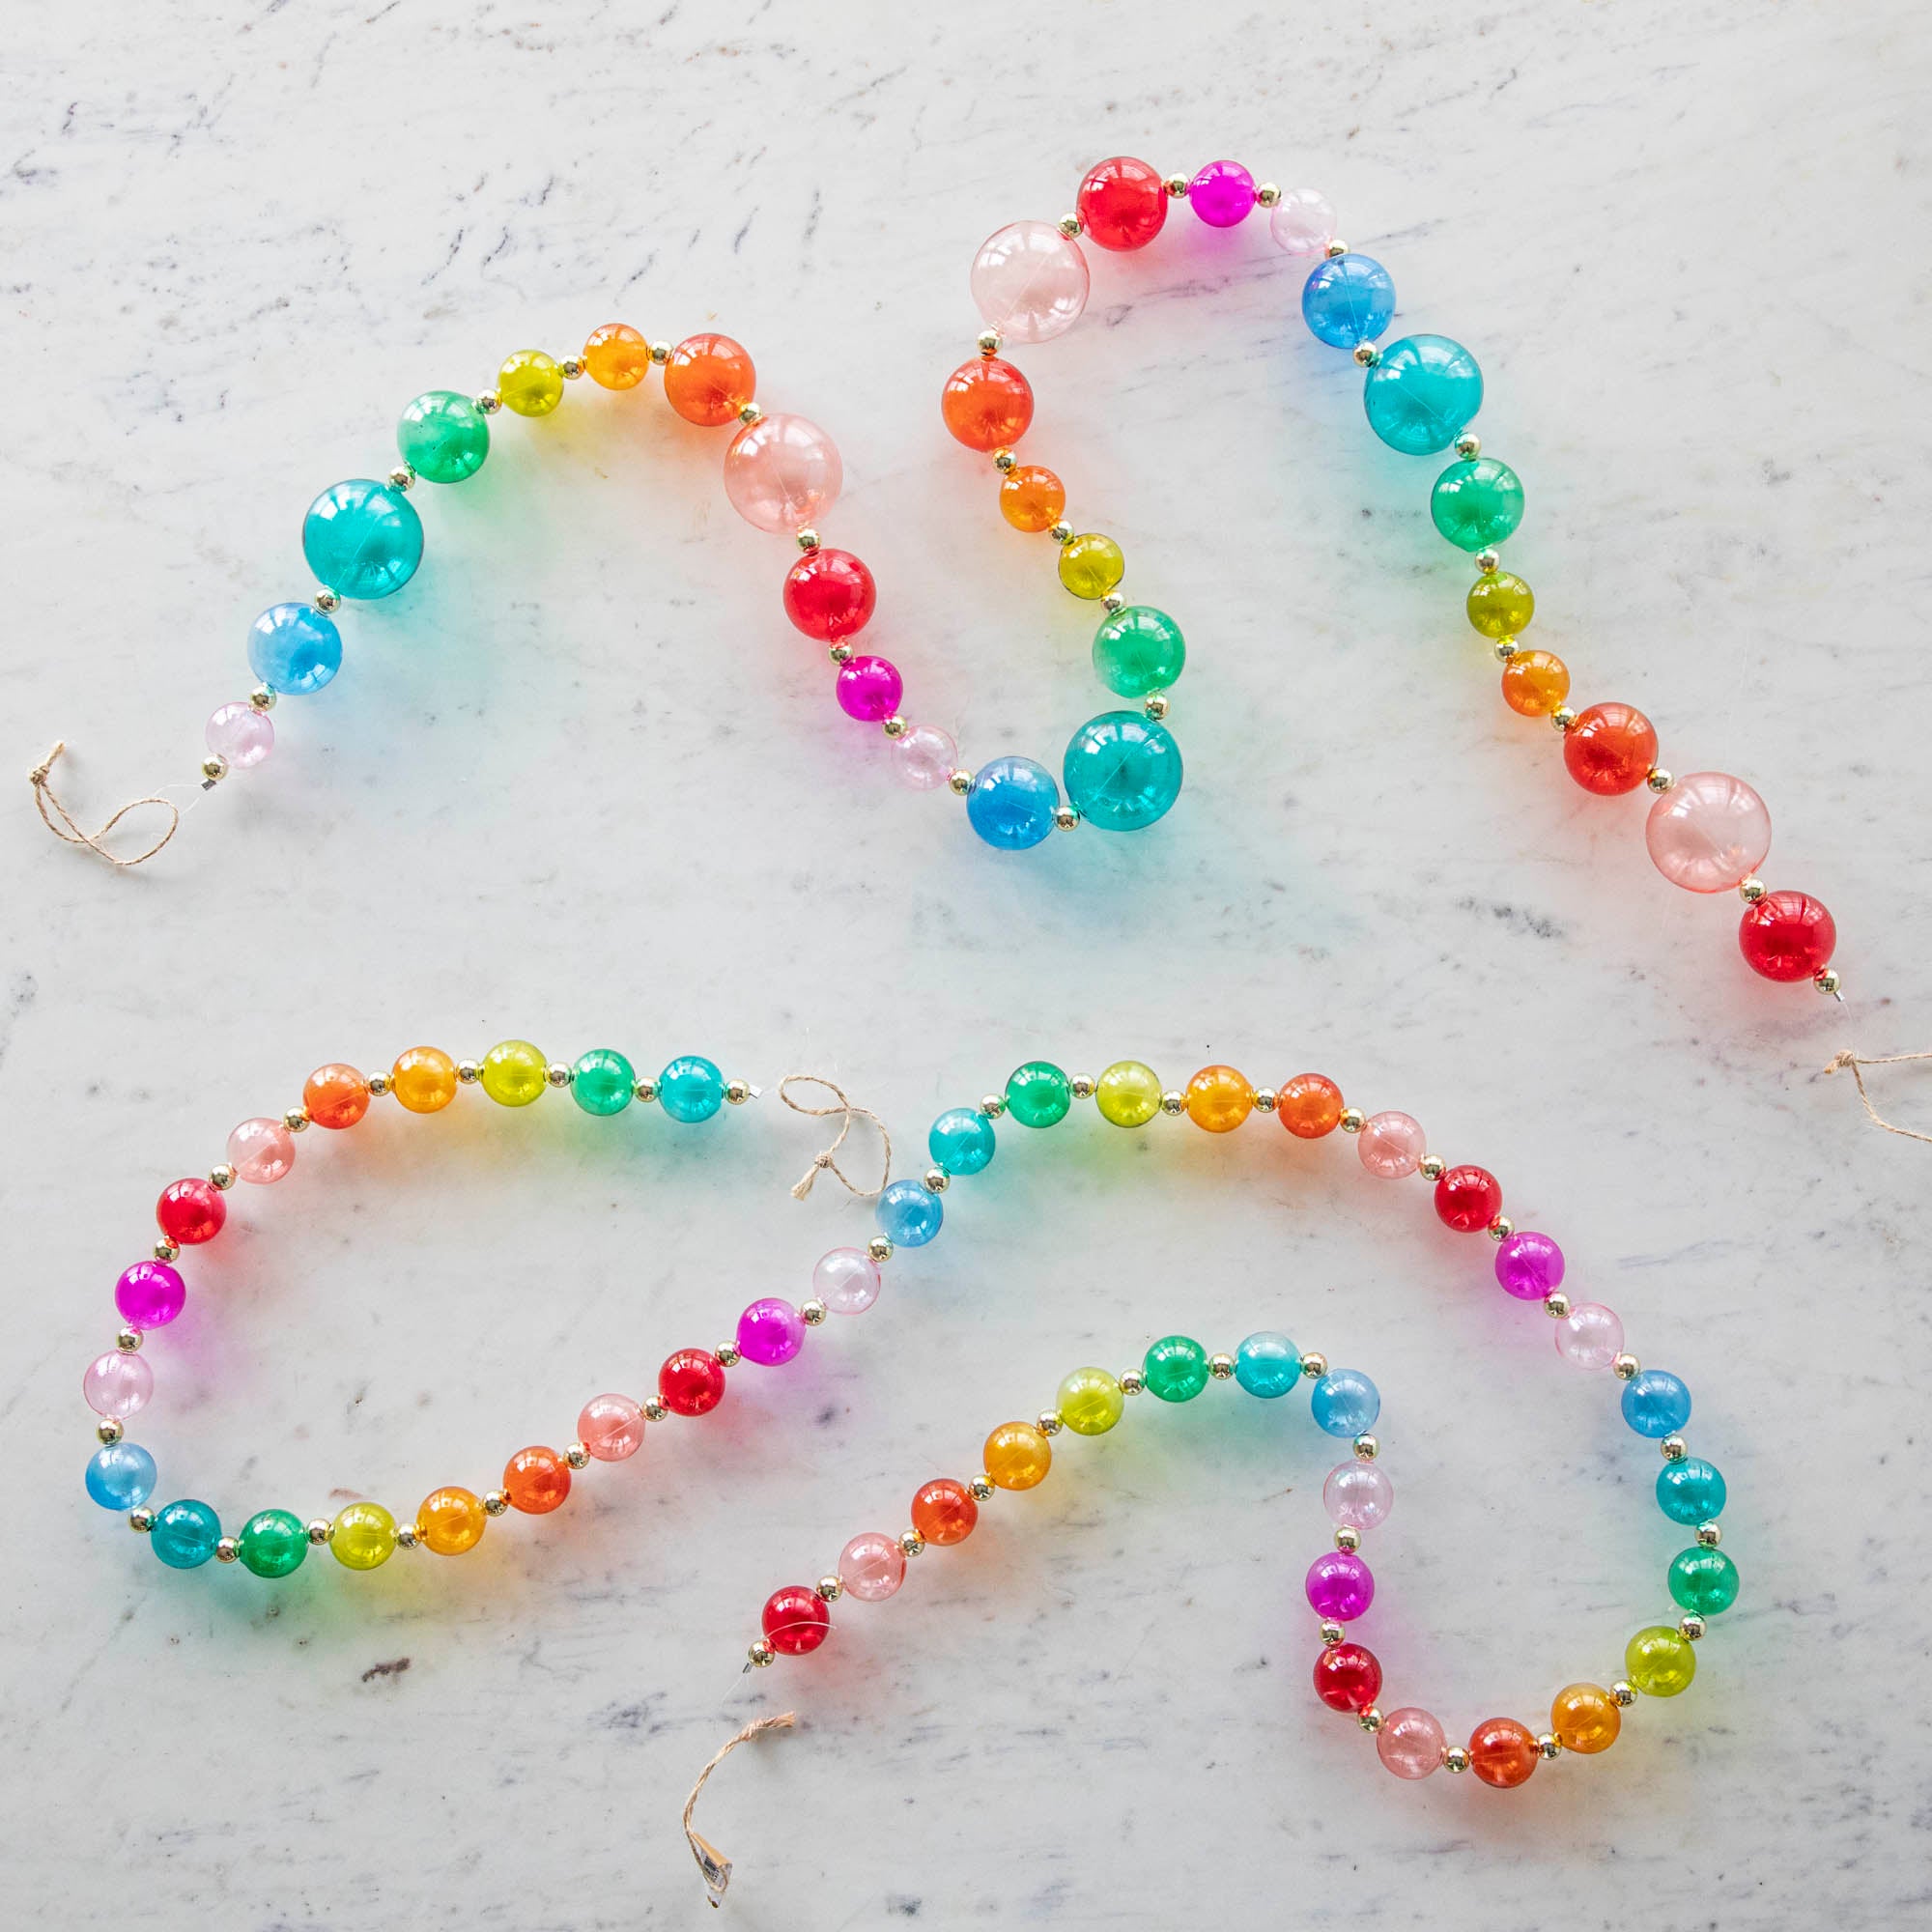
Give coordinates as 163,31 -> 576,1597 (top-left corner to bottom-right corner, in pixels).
1622,1369 -> 1691,1437
86,1441 -> 156,1511
1301,254 -> 1396,349
1234,1331 -> 1300,1400
928,1107 -> 996,1177
877,1178 -> 943,1248
150,1497 -> 222,1569
246,603 -> 343,696
301,478 -> 423,600
1363,334 -> 1484,455
1656,1457 -> 1726,1524
657,1056 -> 725,1123
966,755 -> 1060,851
1062,712 -> 1183,832
1310,1368 -> 1379,1437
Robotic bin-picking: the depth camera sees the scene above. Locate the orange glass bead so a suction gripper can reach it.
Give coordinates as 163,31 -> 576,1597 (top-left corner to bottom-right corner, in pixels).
582,322 -> 653,391
1500,648 -> 1571,718
418,1486 -> 487,1555
1563,700 -> 1659,797
1184,1065 -> 1254,1133
1467,1717 -> 1541,1789
942,356 -> 1034,452
663,333 -> 755,427
502,1445 -> 571,1514
303,1063 -> 370,1130
1549,1682 -> 1621,1755
911,1476 -> 978,1546
983,1420 -> 1052,1491
1276,1072 -> 1344,1139
390,1046 -> 458,1115
1000,463 -> 1065,533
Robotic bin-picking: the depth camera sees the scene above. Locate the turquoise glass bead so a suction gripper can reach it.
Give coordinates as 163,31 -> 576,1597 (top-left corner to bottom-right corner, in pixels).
928,1107 -> 996,1177
1656,1457 -> 1727,1524
966,755 -> 1060,851
1363,334 -> 1483,455
1301,254 -> 1396,349
1092,605 -> 1186,698
1668,1546 -> 1740,1617
1063,712 -> 1182,832
150,1497 -> 221,1569
877,1178 -> 943,1247
1310,1368 -> 1379,1437
1234,1331 -> 1300,1400
1430,456 -> 1524,552
85,1440 -> 156,1510
397,390 -> 490,484
571,1048 -> 636,1117
658,1056 -> 726,1123
301,478 -> 423,600
247,602 -> 342,696
1622,1369 -> 1691,1437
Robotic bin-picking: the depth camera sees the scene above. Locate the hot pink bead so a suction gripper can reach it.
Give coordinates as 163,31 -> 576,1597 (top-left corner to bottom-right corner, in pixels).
736,1296 -> 807,1366
115,1259 -> 185,1328
578,1393 -> 645,1462
1645,771 -> 1773,894
1377,1706 -> 1446,1778
813,1246 -> 881,1315
226,1117 -> 295,1184
893,723 -> 957,792
723,413 -> 841,534
1494,1229 -> 1564,1301
1268,187 -> 1337,257
1322,1460 -> 1393,1531
1188,159 -> 1256,228
835,654 -> 903,723
206,701 -> 272,770
1305,1548 -> 1375,1621
1555,1301 -> 1625,1370
1357,1111 -> 1426,1179
837,1531 -> 906,1603
969,219 -> 1091,344
83,1349 -> 154,1419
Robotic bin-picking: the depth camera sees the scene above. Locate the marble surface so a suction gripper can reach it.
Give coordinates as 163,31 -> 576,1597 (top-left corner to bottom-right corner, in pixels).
3,2 -> 1929,1926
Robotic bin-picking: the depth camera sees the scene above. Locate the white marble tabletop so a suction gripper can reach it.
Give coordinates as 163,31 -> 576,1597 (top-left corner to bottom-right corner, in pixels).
3,1 -> 1928,1926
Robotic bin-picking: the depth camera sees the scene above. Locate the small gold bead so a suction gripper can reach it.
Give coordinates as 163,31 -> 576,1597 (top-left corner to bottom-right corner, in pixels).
980,1094 -> 1006,1119
882,714 -> 908,738
923,1167 -> 948,1193
1159,1090 -> 1185,1117
1120,1368 -> 1147,1397
395,1523 -> 420,1549
967,1474 -> 994,1502
1443,1746 -> 1470,1774
976,328 -> 1002,356
1815,968 -> 1842,996
796,527 -> 821,553
1454,432 -> 1482,459
209,1163 -> 236,1190
992,446 -> 1017,472
1492,639 -> 1518,662
559,355 -> 585,381
249,685 -> 276,711
800,1298 -> 827,1325
97,1418 -> 124,1445
129,1508 -> 156,1533
1208,1352 -> 1236,1381
483,1490 -> 510,1517
1053,804 -> 1080,831
314,586 -> 342,612
1612,1681 -> 1637,1706
648,340 -> 671,365
633,1077 -> 659,1103
1551,706 -> 1577,732
1163,173 -> 1190,198
1661,1435 -> 1688,1463
1037,1408 -> 1065,1436
1253,1088 -> 1278,1113
1049,521 -> 1075,545
748,1638 -> 776,1667
1320,1620 -> 1345,1646
474,389 -> 502,414
1069,1073 -> 1095,1100
1358,1706 -> 1384,1734
815,1575 -> 842,1602
387,464 -> 415,492
1538,1733 -> 1561,1761
1739,876 -> 1767,904
725,1078 -> 752,1105
216,1536 -> 241,1563
1256,183 -> 1282,208
1352,1434 -> 1379,1461
1647,767 -> 1675,794
1545,1291 -> 1572,1320
898,1529 -> 925,1558
564,1442 -> 590,1470
1474,548 -> 1500,574
1489,1216 -> 1514,1241
1696,1521 -> 1722,1548
306,1519 -> 332,1545
1101,592 -> 1126,614
117,1324 -> 144,1350
643,1399 -> 669,1423
1679,1613 -> 1707,1642
1144,692 -> 1170,721
1056,213 -> 1082,238
829,642 -> 854,666
1299,1351 -> 1327,1378
1339,1107 -> 1365,1134
715,1343 -> 742,1369
867,1236 -> 895,1264
1334,1525 -> 1360,1552
1612,1352 -> 1640,1380
948,769 -> 973,797
1352,342 -> 1379,367
366,1071 -> 391,1097
736,402 -> 762,426
200,754 -> 229,783
1418,1154 -> 1446,1182
283,1107 -> 309,1132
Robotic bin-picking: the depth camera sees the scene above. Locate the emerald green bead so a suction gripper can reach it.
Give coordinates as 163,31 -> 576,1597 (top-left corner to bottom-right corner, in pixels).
1430,457 -> 1524,552
397,389 -> 491,484
1092,605 -> 1186,698
1143,1334 -> 1209,1403
238,1507 -> 309,1579
572,1047 -> 636,1117
1667,1546 -> 1739,1617
1004,1061 -> 1071,1128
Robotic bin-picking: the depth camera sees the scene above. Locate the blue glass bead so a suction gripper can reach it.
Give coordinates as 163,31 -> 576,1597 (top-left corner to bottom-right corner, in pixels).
1310,1368 -> 1379,1437
966,755 -> 1060,851
1234,1331 -> 1301,1400
1657,1457 -> 1726,1524
1300,254 -> 1396,349
150,1497 -> 222,1569
657,1056 -> 726,1123
301,478 -> 423,600
1062,712 -> 1183,832
1622,1369 -> 1691,1438
877,1178 -> 943,1248
246,603 -> 343,696
928,1107 -> 996,1177
85,1440 -> 156,1511
1362,334 -> 1484,455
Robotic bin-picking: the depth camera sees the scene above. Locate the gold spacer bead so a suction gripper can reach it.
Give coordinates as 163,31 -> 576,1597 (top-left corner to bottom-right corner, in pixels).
366,1071 -> 391,1097
1488,1215 -> 1514,1241
1208,1352 -> 1236,1381
829,643 -> 854,665
387,464 -> 415,492
1320,1620 -> 1345,1646
209,1163 -> 236,1190
948,769 -> 973,797
117,1324 -> 144,1351
643,1399 -> 668,1423
1351,343 -> 1379,368
923,1167 -> 948,1193
633,1077 -> 659,1103
1052,804 -> 1080,831
748,1638 -> 776,1667
1679,1613 -> 1707,1642
483,1490 -> 510,1516
1253,1087 -> 1278,1113
283,1107 -> 310,1132
1815,968 -> 1842,996
1144,692 -> 1170,721
648,340 -> 671,365
1358,1706 -> 1384,1734
882,714 -> 908,739
1443,1746 -> 1470,1774
715,1343 -> 742,1369
800,1298 -> 827,1325
1334,1525 -> 1360,1552
249,685 -> 277,711
1538,1733 -> 1561,1761
736,402 -> 762,426
980,1094 -> 1007,1118
1352,1434 -> 1379,1461
1418,1154 -> 1447,1182
1696,1521 -> 1722,1548
1049,521 -> 1075,545
1738,874 -> 1767,902
1120,1368 -> 1147,1397
976,328 -> 1002,357
1545,1291 -> 1572,1319
395,1523 -> 420,1549
1661,1435 -> 1688,1462
867,1236 -> 894,1264
97,1418 -> 124,1445
725,1078 -> 752,1105
795,527 -> 821,553
306,1519 -> 332,1545
129,1508 -> 156,1533
1339,1107 -> 1365,1133
1299,1351 -> 1328,1378
474,391 -> 501,415
1069,1073 -> 1095,1100
1612,1352 -> 1640,1380
1647,767 -> 1675,794
1611,1681 -> 1637,1706
815,1575 -> 842,1602
967,1474 -> 994,1502
1325,237 -> 1349,257
1056,213 -> 1082,238
1163,173 -> 1190,198
1256,183 -> 1282,208
1492,639 -> 1518,663
1474,548 -> 1501,574
546,1063 -> 573,1089
201,754 -> 229,783
564,1442 -> 590,1469
992,446 -> 1017,472
1159,1090 -> 1185,1117
1037,1408 -> 1064,1436
1551,706 -> 1577,732
898,1529 -> 925,1557
313,586 -> 342,612
559,356 -> 585,381
216,1537 -> 241,1563
1454,432 -> 1482,459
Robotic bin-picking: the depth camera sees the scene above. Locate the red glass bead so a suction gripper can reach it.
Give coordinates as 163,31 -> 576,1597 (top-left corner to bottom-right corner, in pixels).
502,1444 -> 571,1514
659,1348 -> 726,1417
762,1584 -> 831,1657
782,547 -> 876,643
1312,1640 -> 1382,1714
1467,1717 -> 1541,1789
1076,156 -> 1169,251
1562,701 -> 1659,796
910,1477 -> 978,1547
941,356 -> 1034,452
1738,890 -> 1835,982
1434,1164 -> 1503,1234
156,1177 -> 225,1246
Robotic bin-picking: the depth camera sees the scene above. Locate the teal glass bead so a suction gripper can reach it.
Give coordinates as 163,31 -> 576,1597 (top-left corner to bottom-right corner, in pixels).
247,602 -> 342,696
928,1107 -> 996,1176
658,1056 -> 726,1123
1430,456 -> 1524,552
1301,254 -> 1395,348
1667,1546 -> 1740,1617
1234,1331 -> 1300,1399
1656,1457 -> 1726,1524
1310,1369 -> 1379,1437
1004,1061 -> 1071,1128
571,1048 -> 636,1117
86,1441 -> 156,1510
1144,1334 -> 1210,1403
237,1507 -> 309,1579
301,478 -> 423,600
150,1497 -> 222,1569
966,755 -> 1060,851
1622,1369 -> 1691,1437
1063,712 -> 1183,832
877,1178 -> 943,1247
1362,335 -> 1484,455
397,390 -> 491,484
1092,605 -> 1186,698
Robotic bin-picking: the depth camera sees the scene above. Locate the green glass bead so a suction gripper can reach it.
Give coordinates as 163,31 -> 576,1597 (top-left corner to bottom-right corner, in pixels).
1625,1624 -> 1696,1696
1005,1061 -> 1071,1129
1057,1366 -> 1125,1435
1430,457 -> 1523,553
1092,605 -> 1186,698
1667,1546 -> 1740,1617
397,390 -> 490,484
571,1047 -> 636,1117
480,1038 -> 549,1107
1143,1334 -> 1209,1403
238,1507 -> 309,1579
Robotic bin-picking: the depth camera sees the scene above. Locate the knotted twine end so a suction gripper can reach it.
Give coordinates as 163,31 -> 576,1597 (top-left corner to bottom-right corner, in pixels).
29,740 -> 182,867
780,1074 -> 891,1200
1824,1048 -> 1932,1146
682,1711 -> 798,1906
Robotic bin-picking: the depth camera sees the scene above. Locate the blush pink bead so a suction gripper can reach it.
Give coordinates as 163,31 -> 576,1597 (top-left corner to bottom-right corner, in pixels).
723,413 -> 842,533
969,220 -> 1091,344
83,1349 -> 154,1419
1357,1111 -> 1426,1179
578,1393 -> 645,1462
226,1117 -> 295,1184
893,723 -> 957,791
812,1246 -> 881,1315
835,654 -> 903,722
1377,1706 -> 1446,1778
838,1530 -> 906,1603
206,701 -> 273,769
1323,1460 -> 1393,1531
1268,187 -> 1337,257
1645,771 -> 1772,893
1555,1301 -> 1625,1370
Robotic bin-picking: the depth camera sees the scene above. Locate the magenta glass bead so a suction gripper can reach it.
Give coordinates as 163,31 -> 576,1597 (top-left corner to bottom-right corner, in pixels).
1305,1548 -> 1375,1621
1645,771 -> 1773,894
736,1297 -> 807,1366
83,1349 -> 154,1419
1494,1229 -> 1564,1301
205,702 -> 273,770
723,413 -> 841,533
1556,1301 -> 1625,1370
1377,1706 -> 1446,1778
1188,160 -> 1256,228
578,1393 -> 645,1462
813,1246 -> 881,1315
226,1117 -> 296,1184
115,1260 -> 185,1328
838,1530 -> 906,1603
1323,1460 -> 1393,1532
835,654 -> 903,723
893,722 -> 957,791
1357,1111 -> 1426,1179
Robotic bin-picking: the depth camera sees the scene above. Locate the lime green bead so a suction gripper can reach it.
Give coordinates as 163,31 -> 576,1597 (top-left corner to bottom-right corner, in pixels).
330,1501 -> 398,1571
1092,606 -> 1185,697
1466,570 -> 1535,639
1005,1061 -> 1071,1128
397,390 -> 490,484
571,1047 -> 636,1116
480,1038 -> 549,1107
1625,1624 -> 1696,1696
498,349 -> 564,418
1668,1547 -> 1739,1617
1095,1060 -> 1163,1129
237,1507 -> 307,1579
1058,1366 -> 1125,1435
1058,532 -> 1124,600
1144,1334 -> 1209,1403
1430,457 -> 1523,552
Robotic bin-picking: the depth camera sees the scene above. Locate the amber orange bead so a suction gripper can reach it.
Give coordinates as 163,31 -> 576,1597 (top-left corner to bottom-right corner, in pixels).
999,463 -> 1066,533
418,1486 -> 487,1555
942,356 -> 1034,451
983,1421 -> 1052,1491
1184,1065 -> 1254,1133
502,1445 -> 571,1515
1550,1682 -> 1621,1754
1563,701 -> 1659,796
910,1477 -> 978,1546
390,1046 -> 459,1115
303,1063 -> 370,1130
582,322 -> 653,391
1499,648 -> 1571,718
663,333 -> 756,427
1276,1072 -> 1344,1139
1467,1717 -> 1540,1789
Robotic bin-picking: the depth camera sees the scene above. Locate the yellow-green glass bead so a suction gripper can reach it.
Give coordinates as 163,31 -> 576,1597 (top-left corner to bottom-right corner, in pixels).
1057,1366 -> 1125,1435
330,1500 -> 398,1571
498,349 -> 565,418
1466,570 -> 1534,639
1058,532 -> 1125,601
1624,1624 -> 1696,1697
480,1038 -> 549,1107
1095,1060 -> 1163,1129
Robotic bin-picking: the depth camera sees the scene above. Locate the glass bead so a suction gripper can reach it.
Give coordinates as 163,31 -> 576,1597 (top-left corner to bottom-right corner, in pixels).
736,1297 -> 807,1366
84,1349 -> 153,1419
582,322 -> 652,390
1301,254 -> 1396,349
1466,571 -> 1535,640
967,754 -> 1060,849
86,1440 -> 156,1511
782,548 -> 875,642
237,1507 -> 307,1578
303,1063 -> 370,1129
115,1260 -> 185,1328
1057,532 -> 1125,600
1646,772 -> 1772,894
571,1047 -> 636,1116
247,603 -> 342,696
941,356 -> 1034,451
206,702 -> 272,770
1000,464 -> 1066,533
762,1584 -> 830,1656
658,1055 -> 725,1122
1311,1369 -> 1379,1437
1625,1624 -> 1696,1696
1564,701 -> 1658,796
1739,890 -> 1835,981
1094,1059 -> 1163,1128
835,654 -> 902,722
724,413 -> 841,533
1076,156 -> 1168,251
418,1487 -> 487,1555
1555,1301 -> 1624,1370
928,1106 -> 996,1176
1234,1330 -> 1300,1399
911,1478 -> 978,1546
579,1393 -> 645,1462
329,1499 -> 397,1568
301,479 -> 422,600
1269,187 -> 1337,258
812,1246 -> 882,1316
1377,1707 -> 1445,1778
226,1117 -> 295,1184
1657,1457 -> 1726,1524
502,1445 -> 572,1512
390,1045 -> 459,1114
1304,1548 -> 1374,1621
1277,1073 -> 1344,1138
877,1178 -> 943,1247
396,389 -> 489,484
1494,1230 -> 1563,1300
664,334 -> 755,426
1430,457 -> 1523,551
1184,1064 -> 1253,1132
1550,1683 -> 1621,1755
984,1420 -> 1052,1491
1363,335 -> 1483,455
1143,1334 -> 1209,1403
480,1038 -> 548,1107
1188,159 -> 1256,228
1092,605 -> 1185,698
1057,1366 -> 1124,1435
151,1498 -> 222,1569
1467,1717 -> 1539,1789
156,1178 -> 225,1246
969,219 -> 1090,344
1500,649 -> 1570,717
1434,1163 -> 1502,1233
838,1531 -> 906,1603
1313,1640 -> 1382,1714
497,349 -> 564,417
1005,1061 -> 1072,1128
893,722 -> 958,791
1063,712 -> 1181,830
1669,1546 -> 1740,1616
1356,1111 -> 1425,1179
1324,1460 -> 1394,1531
659,1350 -> 726,1417
1623,1369 -> 1691,1437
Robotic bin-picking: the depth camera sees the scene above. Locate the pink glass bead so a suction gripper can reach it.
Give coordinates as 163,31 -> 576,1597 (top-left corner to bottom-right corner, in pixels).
83,1349 -> 154,1419
723,413 -> 841,534
1494,1229 -> 1564,1301
1322,1460 -> 1393,1532
737,1296 -> 807,1366
1645,771 -> 1773,894
969,220 -> 1091,344
115,1259 -> 185,1328
1188,159 -> 1256,228
1357,1111 -> 1426,1179
893,723 -> 957,792
578,1393 -> 645,1462
226,1117 -> 295,1184
1377,1706 -> 1446,1779
813,1246 -> 881,1315
1556,1301 -> 1625,1370
835,654 -> 903,723
1305,1548 -> 1375,1621
205,701 -> 272,770
1268,187 -> 1337,257
838,1530 -> 906,1603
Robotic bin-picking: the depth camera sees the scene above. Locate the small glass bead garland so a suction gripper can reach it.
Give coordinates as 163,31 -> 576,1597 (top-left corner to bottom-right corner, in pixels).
948,156 -> 1843,989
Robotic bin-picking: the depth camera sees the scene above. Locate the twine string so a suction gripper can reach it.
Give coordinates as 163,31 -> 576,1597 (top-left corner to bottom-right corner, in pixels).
29,742 -> 182,867
779,1074 -> 892,1200
1824,1048 -> 1932,1146
682,1711 -> 798,1907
